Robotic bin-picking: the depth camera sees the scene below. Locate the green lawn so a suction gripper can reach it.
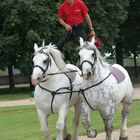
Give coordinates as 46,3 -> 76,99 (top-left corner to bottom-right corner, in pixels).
0,100 -> 140,140
0,91 -> 32,101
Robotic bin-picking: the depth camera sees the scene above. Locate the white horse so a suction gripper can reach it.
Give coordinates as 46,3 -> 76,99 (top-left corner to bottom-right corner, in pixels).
31,43 -> 82,140
78,37 -> 133,140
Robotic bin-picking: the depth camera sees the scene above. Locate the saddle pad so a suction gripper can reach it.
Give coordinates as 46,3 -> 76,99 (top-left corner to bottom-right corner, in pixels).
110,66 -> 125,83
65,68 -> 76,83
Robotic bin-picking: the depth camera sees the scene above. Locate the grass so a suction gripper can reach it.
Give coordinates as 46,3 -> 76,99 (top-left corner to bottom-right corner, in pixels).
0,100 -> 140,140
0,91 -> 32,101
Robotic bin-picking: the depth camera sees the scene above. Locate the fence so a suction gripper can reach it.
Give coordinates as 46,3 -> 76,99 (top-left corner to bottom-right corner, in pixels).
0,66 -> 139,86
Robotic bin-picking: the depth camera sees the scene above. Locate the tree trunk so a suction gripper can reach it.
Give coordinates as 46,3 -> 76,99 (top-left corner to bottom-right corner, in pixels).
116,36 -> 124,66
8,65 -> 15,91
133,52 -> 138,77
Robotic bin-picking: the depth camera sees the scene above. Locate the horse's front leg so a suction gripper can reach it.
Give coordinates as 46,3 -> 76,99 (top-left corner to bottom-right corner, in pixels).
56,105 -> 68,140
37,108 -> 51,140
81,101 -> 97,138
100,108 -> 114,140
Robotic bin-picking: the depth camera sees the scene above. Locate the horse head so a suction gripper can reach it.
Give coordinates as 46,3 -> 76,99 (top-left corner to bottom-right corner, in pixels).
31,42 -> 66,86
31,43 -> 52,85
78,37 -> 97,80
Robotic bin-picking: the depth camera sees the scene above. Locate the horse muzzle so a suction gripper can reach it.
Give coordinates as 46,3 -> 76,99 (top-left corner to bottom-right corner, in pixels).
31,76 -> 40,86
82,71 -> 91,80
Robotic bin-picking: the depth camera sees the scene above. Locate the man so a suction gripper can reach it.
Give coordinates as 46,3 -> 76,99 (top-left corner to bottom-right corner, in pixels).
56,0 -> 95,49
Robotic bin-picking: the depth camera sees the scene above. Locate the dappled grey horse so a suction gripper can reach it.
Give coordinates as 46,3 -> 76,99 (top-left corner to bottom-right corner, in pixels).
78,37 -> 133,140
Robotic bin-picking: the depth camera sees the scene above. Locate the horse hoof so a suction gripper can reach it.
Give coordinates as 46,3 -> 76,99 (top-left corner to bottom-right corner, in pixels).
119,136 -> 128,140
64,134 -> 71,140
87,129 -> 97,138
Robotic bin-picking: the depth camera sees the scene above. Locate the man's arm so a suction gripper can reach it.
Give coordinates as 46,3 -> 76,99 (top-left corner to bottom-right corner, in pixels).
85,14 -> 95,37
58,17 -> 72,31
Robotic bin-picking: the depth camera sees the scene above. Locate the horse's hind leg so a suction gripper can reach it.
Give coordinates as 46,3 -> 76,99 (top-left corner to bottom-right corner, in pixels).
81,102 -> 97,138
120,100 -> 132,140
71,99 -> 81,140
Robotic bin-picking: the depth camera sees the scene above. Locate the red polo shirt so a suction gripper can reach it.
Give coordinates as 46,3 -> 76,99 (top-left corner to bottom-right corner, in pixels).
57,0 -> 89,26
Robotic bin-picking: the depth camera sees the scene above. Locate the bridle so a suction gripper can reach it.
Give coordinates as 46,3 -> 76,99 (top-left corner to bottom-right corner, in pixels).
80,49 -> 97,75
33,49 -> 52,77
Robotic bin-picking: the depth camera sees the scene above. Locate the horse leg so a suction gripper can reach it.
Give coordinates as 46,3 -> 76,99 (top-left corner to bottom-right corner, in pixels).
56,105 -> 68,140
100,108 -> 114,140
37,109 -> 51,140
81,101 -> 97,138
119,101 -> 132,140
63,117 -> 71,140
71,99 -> 81,140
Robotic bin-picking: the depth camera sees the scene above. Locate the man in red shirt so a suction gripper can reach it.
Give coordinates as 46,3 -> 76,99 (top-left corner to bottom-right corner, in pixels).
56,0 -> 95,49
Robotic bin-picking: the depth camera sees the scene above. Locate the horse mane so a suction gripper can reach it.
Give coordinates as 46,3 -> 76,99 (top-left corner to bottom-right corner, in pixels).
46,44 -> 66,70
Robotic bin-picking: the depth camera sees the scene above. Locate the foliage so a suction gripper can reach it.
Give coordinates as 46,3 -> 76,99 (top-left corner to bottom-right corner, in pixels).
121,0 -> 140,56
84,0 -> 129,50
0,0 -> 60,74
0,0 -> 134,77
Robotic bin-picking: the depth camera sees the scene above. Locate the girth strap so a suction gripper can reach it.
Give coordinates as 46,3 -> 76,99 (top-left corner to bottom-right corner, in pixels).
38,84 -> 77,114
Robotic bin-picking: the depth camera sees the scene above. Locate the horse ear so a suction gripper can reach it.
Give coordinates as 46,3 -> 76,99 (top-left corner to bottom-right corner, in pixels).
89,36 -> 95,47
42,39 -> 45,47
34,43 -> 39,53
79,37 -> 84,47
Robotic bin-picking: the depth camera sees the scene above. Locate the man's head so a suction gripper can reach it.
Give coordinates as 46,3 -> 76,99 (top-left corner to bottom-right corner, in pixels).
66,0 -> 74,4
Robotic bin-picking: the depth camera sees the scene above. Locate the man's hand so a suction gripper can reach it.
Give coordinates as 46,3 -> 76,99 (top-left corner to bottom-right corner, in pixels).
58,17 -> 72,31
65,24 -> 72,31
89,30 -> 95,41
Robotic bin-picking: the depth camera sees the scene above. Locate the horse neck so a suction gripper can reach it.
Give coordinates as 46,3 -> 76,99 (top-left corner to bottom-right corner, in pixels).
91,59 -> 110,82
46,56 -> 60,75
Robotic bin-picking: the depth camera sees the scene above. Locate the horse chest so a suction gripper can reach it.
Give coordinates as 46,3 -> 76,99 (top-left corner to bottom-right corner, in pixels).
82,80 -> 119,109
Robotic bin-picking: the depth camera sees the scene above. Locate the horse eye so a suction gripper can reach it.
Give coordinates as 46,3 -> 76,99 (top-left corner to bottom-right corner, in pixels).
43,60 -> 47,64
92,53 -> 95,57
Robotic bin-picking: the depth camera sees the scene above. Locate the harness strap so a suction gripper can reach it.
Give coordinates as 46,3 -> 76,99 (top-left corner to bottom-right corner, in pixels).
80,89 -> 95,111
47,70 -> 78,75
83,72 -> 111,91
65,74 -> 73,101
51,92 -> 55,114
80,72 -> 111,111
38,84 -> 78,114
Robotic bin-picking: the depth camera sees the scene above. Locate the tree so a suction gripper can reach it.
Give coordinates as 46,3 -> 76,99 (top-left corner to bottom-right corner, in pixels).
0,0 -> 131,90
84,0 -> 129,49
0,0 -> 59,90
119,0 -> 140,75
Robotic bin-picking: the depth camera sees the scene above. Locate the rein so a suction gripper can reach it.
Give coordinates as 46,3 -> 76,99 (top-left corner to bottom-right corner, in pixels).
47,70 -> 78,76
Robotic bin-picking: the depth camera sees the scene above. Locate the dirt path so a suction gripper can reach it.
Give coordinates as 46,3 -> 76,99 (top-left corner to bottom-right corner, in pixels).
79,125 -> 140,140
0,98 -> 34,107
